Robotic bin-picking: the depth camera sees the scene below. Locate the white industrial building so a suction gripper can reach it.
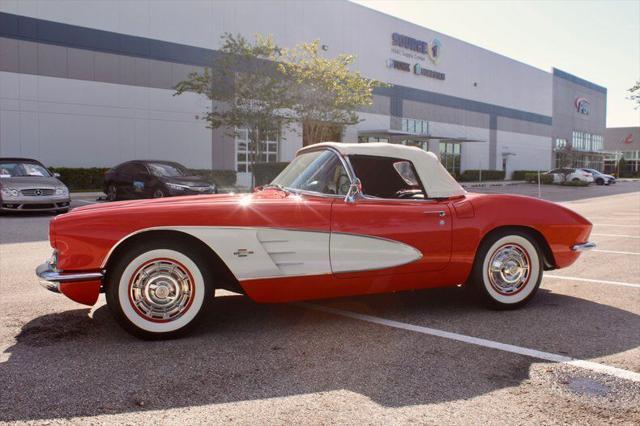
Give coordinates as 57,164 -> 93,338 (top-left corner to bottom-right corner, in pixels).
0,0 -> 607,186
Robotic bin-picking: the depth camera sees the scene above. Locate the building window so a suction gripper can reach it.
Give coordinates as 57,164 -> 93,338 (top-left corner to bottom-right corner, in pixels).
439,142 -> 461,176
571,132 -> 603,152
358,136 -> 389,143
554,138 -> 567,150
592,135 -> 603,152
572,131 -> 583,151
235,128 -> 279,173
402,118 -> 429,135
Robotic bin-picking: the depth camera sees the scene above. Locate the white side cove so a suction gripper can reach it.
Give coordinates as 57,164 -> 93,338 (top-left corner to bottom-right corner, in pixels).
330,233 -> 423,273
164,227 -> 422,280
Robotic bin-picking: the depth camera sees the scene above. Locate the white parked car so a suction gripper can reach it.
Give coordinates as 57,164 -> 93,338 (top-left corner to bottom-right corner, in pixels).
545,168 -> 594,184
580,168 -> 616,186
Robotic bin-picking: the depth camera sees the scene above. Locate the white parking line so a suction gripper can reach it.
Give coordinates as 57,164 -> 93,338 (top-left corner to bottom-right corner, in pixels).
592,233 -> 640,239
592,249 -> 640,255
303,304 -> 640,383
74,200 -> 99,205
545,274 -> 640,289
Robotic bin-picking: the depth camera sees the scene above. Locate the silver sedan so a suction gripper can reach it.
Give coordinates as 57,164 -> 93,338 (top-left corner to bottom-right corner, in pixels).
0,158 -> 70,213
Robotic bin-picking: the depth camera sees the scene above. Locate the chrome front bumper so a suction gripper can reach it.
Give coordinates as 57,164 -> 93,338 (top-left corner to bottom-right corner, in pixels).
572,242 -> 596,252
36,262 -> 104,293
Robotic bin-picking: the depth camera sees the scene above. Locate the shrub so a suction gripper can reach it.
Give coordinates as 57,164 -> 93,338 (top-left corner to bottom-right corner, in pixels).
50,167 -> 237,191
189,169 -> 237,187
561,180 -> 590,187
512,170 -> 541,181
254,162 -> 289,186
49,167 -> 109,191
524,173 -> 554,184
457,170 -> 505,182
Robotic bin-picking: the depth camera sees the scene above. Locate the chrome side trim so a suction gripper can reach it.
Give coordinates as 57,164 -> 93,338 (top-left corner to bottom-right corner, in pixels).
572,242 -> 596,251
36,262 -> 103,286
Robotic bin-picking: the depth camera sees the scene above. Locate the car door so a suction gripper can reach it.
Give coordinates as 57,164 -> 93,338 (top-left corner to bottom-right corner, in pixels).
331,198 -> 452,275
114,163 -> 134,199
330,155 -> 452,276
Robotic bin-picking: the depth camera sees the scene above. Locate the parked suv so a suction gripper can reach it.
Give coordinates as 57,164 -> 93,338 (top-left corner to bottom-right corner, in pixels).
104,160 -> 217,201
545,168 -> 594,184
0,158 -> 70,213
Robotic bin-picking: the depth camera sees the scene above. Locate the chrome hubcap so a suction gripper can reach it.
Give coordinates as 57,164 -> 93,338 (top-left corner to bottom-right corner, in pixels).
487,244 -> 530,294
129,259 -> 194,321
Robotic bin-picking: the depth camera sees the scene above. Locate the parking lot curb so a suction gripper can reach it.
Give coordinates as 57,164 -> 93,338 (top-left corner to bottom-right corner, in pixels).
461,180 -> 526,188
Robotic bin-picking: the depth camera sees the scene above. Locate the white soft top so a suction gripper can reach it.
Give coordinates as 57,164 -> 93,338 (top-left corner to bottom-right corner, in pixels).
297,142 -> 466,198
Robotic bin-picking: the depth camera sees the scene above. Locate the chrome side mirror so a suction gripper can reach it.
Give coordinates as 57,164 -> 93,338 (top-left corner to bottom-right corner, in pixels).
53,172 -> 61,178
345,178 -> 362,204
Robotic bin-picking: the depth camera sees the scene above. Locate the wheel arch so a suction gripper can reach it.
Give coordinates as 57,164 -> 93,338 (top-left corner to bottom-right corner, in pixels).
479,225 -> 556,270
103,229 -> 243,294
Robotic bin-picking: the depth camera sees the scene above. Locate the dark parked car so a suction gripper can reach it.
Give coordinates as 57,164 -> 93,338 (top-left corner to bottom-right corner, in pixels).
103,160 -> 217,201
0,157 -> 70,213
580,168 -> 616,185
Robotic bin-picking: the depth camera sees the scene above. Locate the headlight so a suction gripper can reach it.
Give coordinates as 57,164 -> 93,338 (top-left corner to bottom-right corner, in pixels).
0,187 -> 19,198
55,186 -> 69,196
166,182 -> 188,191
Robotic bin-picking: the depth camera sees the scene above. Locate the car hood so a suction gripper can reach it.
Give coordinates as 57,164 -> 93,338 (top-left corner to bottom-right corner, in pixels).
160,175 -> 212,186
69,189 -> 288,214
0,176 -> 64,189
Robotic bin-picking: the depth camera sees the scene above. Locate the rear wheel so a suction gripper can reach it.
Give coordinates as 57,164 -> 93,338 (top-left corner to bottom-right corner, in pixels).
468,231 -> 543,309
106,239 -> 213,339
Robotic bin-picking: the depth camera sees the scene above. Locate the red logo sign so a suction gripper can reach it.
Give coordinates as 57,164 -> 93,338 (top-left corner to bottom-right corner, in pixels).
623,134 -> 633,144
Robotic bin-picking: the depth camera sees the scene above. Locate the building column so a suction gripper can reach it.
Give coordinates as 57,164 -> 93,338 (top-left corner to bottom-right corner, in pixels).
427,139 -> 440,160
489,114 -> 497,170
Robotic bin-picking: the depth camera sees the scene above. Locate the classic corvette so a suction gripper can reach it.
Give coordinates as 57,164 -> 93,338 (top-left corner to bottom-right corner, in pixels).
36,142 -> 595,339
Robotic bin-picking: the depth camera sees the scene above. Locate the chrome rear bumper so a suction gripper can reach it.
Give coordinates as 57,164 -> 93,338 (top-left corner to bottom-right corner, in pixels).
572,242 -> 596,252
36,262 -> 104,293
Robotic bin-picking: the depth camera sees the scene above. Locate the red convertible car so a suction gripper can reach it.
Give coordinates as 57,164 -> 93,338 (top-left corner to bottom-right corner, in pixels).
37,142 -> 594,339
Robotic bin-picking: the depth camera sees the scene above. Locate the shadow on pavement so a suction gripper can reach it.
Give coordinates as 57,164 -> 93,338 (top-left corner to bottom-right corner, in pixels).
1,287 -> 639,422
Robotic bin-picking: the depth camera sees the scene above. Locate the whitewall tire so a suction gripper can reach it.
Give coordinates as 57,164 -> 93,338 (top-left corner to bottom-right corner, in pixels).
106,240 -> 213,339
469,231 -> 543,309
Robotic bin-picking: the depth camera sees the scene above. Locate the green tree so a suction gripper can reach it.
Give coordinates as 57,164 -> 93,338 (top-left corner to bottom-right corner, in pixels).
629,81 -> 640,109
175,33 -> 384,187
278,40 -> 386,146
174,33 -> 295,189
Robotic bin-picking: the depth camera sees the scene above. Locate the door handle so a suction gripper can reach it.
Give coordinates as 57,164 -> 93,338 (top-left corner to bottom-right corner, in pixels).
424,210 -> 446,217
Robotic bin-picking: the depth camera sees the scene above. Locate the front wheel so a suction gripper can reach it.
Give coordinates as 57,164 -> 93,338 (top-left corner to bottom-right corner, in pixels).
468,231 -> 543,309
106,239 -> 213,339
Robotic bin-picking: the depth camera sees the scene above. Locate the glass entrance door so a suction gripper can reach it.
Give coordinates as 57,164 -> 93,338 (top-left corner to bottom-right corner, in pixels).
439,142 -> 461,176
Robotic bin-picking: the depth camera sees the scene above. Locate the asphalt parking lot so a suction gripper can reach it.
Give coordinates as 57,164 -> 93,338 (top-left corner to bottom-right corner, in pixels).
1,183 -> 639,424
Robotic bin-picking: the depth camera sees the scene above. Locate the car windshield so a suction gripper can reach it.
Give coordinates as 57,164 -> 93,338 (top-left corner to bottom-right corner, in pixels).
271,150 -> 350,195
0,162 -> 51,178
147,163 -> 187,177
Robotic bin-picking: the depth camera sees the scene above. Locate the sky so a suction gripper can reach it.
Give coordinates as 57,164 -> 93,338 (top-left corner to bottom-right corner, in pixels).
352,0 -> 640,127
